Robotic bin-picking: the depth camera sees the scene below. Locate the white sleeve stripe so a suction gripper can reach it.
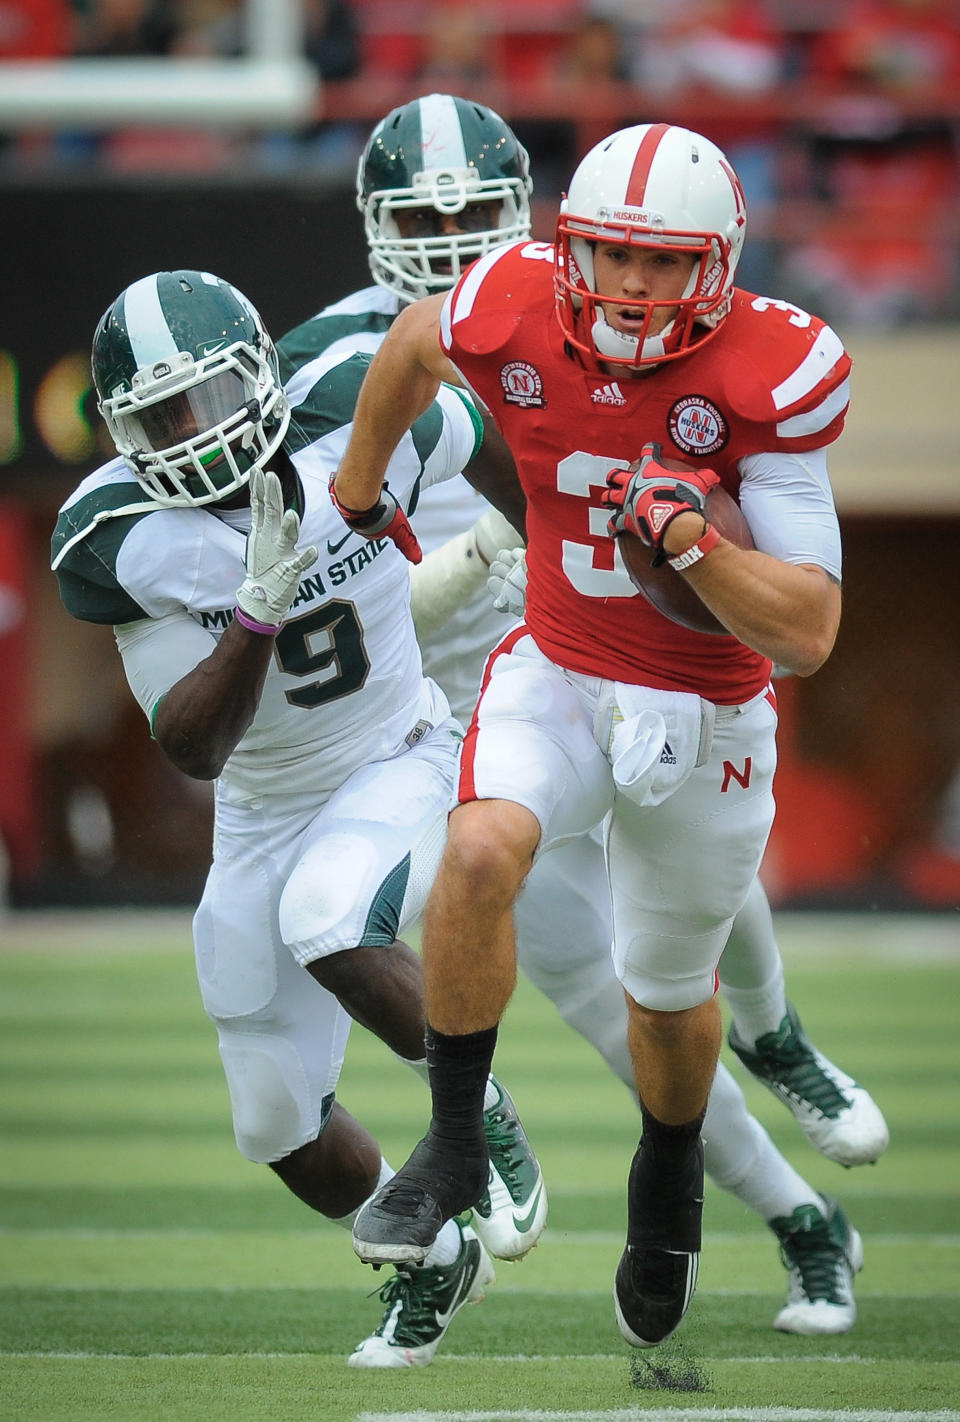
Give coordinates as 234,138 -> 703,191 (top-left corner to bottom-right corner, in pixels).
439,290 -> 454,352
771,326 -> 846,411
284,338 -> 384,408
776,376 -> 850,438
448,242 -> 518,327
51,502 -> 161,570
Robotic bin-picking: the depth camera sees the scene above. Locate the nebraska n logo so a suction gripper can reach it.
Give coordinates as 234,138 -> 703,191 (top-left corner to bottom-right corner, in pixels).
721,758 -> 752,792
501,360 -> 545,408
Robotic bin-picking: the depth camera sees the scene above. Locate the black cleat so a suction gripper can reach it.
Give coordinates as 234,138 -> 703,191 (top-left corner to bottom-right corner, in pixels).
614,1135 -> 704,1348
353,1135 -> 488,1266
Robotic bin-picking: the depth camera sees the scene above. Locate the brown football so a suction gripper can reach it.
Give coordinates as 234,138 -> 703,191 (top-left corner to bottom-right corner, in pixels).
618,467 -> 753,636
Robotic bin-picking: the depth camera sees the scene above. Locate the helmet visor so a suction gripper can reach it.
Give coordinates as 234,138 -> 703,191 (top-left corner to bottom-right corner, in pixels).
127,369 -> 248,455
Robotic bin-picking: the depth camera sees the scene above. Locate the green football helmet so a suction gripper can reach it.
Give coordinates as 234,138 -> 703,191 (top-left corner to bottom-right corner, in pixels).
357,92 -> 533,304
91,269 -> 289,507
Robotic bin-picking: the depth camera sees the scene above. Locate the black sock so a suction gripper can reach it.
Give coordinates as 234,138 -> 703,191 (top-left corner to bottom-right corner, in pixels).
626,1102 -> 704,1250
425,1023 -> 498,1156
638,1100 -> 706,1170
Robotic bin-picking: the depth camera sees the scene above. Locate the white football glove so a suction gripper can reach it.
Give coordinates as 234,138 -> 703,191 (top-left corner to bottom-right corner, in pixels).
487,547 -> 527,618
236,467 -> 318,629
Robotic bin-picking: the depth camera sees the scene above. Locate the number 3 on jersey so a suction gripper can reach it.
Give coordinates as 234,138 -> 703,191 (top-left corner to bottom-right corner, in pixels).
557,451 -> 638,599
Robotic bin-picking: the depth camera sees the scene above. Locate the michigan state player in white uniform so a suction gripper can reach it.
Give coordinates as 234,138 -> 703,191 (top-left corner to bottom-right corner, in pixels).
51,268 -> 541,1370
279,94 -> 887,1340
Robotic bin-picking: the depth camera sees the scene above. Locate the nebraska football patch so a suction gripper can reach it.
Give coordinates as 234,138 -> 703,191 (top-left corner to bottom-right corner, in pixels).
500,361 -> 545,409
668,395 -> 729,456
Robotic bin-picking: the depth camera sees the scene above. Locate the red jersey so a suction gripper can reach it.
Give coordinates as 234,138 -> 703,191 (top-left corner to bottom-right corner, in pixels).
440,240 -> 851,704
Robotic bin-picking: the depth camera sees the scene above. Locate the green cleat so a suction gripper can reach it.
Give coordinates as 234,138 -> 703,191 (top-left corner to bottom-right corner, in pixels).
348,1220 -> 495,1368
729,1002 -> 890,1167
770,1194 -> 863,1335
470,1077 -> 548,1261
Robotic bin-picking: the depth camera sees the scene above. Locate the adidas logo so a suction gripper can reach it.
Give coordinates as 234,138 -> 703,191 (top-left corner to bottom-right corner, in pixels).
591,381 -> 627,406
660,739 -> 677,765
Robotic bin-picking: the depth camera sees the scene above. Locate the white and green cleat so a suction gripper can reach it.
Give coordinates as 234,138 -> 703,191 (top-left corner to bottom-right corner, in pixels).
469,1077 -> 547,1261
770,1194 -> 863,1335
348,1220 -> 495,1368
729,1002 -> 890,1167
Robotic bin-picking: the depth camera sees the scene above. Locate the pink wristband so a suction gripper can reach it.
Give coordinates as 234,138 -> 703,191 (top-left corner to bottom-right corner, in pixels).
667,522 -> 721,571
234,606 -> 281,636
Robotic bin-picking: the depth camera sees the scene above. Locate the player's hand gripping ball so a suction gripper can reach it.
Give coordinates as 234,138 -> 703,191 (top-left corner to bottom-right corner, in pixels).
605,444 -> 754,635
602,441 -> 720,557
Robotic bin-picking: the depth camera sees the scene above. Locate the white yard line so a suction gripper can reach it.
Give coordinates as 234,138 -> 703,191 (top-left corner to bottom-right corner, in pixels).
537,1232 -> 960,1249
763,912 -> 960,965
357,1408 -> 960,1422
0,908 -> 193,953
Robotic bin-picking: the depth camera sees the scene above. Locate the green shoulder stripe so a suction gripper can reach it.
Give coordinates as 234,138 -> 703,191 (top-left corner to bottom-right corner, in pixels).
405,396 -> 447,518
52,482 -> 157,624
284,352 -> 372,452
409,394 -> 445,468
277,310 -> 394,383
449,385 -> 483,462
284,354 -> 463,518
286,350 -> 448,455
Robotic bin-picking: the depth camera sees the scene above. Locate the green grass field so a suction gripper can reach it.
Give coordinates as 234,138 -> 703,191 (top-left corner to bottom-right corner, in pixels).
1,908 -> 958,1422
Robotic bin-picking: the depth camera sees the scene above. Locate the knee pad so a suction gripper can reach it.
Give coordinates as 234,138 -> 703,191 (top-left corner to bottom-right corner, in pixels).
616,957 -> 721,1013
217,1031 -> 333,1164
279,815 -> 449,966
280,832 -> 397,964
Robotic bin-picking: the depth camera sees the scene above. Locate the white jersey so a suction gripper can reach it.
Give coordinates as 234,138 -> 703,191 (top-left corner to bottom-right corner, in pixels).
52,352 -> 481,800
279,286 -> 509,723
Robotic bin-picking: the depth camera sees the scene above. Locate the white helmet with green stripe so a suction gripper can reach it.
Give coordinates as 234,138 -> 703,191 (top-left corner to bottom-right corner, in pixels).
357,92 -> 532,304
92,269 -> 289,507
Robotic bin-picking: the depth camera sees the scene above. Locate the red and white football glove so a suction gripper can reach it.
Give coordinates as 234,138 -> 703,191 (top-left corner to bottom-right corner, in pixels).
329,475 -> 422,565
601,442 -> 719,566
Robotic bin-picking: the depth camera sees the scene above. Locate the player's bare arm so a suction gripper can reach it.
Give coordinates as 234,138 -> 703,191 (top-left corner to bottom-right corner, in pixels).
462,415 -> 527,541
155,466 -> 318,778
603,444 -> 842,675
667,518 -> 841,676
334,293 -> 455,513
153,619 -> 277,779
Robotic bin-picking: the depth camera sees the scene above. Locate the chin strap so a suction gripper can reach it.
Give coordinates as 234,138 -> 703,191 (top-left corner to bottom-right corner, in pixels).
591,313 -> 672,364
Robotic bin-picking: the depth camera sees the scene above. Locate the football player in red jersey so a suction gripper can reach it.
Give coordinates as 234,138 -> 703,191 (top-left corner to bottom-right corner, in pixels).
330,122 -> 851,1349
